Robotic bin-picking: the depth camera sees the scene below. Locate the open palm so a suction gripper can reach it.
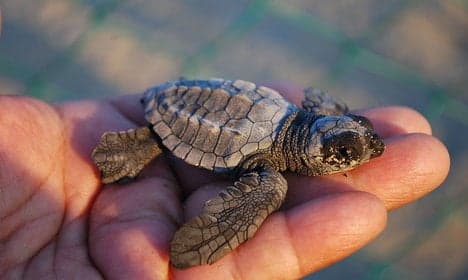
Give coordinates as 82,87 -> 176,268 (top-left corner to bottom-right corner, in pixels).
0,86 -> 449,279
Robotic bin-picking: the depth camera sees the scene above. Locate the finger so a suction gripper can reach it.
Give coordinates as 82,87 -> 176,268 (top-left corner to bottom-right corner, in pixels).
89,173 -> 182,279
183,133 -> 449,215
174,191 -> 386,279
355,106 -> 432,137
109,93 -> 147,126
285,133 -> 450,210
57,99 -> 140,158
56,100 -> 146,219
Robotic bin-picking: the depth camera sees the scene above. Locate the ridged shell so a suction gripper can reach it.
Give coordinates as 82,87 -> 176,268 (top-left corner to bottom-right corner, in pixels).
141,79 -> 294,171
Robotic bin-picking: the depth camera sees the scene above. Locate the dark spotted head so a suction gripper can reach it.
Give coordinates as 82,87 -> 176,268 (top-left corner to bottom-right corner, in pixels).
304,114 -> 385,175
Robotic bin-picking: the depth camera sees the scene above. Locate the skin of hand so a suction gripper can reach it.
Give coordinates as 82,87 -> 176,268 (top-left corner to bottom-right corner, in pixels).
0,85 -> 449,280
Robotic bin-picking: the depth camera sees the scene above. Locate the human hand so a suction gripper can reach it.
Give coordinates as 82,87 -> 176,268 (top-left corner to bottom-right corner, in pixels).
0,86 -> 449,279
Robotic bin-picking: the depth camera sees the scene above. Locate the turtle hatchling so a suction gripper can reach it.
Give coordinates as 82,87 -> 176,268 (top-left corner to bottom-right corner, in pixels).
92,78 -> 385,269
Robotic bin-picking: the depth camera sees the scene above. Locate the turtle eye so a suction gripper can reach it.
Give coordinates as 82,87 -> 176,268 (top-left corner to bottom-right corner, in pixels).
347,114 -> 374,130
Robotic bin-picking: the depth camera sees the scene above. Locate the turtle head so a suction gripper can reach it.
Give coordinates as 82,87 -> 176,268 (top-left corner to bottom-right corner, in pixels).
304,114 -> 385,175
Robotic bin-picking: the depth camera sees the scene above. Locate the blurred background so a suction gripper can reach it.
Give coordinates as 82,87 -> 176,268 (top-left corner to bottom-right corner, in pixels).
0,0 -> 466,279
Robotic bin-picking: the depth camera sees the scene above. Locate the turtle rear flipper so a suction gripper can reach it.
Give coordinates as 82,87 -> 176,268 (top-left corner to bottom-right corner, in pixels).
92,127 -> 162,184
170,168 -> 287,269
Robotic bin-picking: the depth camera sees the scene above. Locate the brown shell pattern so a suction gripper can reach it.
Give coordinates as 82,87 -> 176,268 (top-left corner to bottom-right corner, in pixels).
142,79 -> 294,171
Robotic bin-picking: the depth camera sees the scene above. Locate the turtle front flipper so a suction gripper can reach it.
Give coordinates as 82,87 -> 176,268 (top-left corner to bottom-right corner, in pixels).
170,168 -> 287,269
302,87 -> 349,115
92,127 -> 162,184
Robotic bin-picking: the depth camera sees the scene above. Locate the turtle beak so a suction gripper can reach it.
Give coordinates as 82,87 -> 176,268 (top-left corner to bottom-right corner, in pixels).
347,114 -> 385,159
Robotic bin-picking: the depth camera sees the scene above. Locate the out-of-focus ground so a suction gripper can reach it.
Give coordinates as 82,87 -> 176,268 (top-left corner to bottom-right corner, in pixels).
0,1 -> 466,279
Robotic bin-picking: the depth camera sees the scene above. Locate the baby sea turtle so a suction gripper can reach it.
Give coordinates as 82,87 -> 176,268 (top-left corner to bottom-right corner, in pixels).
92,78 -> 385,269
